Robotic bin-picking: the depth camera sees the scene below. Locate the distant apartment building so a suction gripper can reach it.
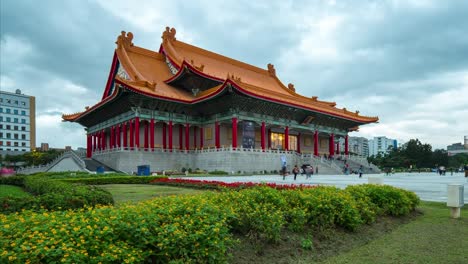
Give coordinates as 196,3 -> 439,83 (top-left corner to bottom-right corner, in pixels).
40,143 -> 50,151
368,136 -> 397,157
447,136 -> 468,156
349,137 -> 369,157
0,89 -> 36,156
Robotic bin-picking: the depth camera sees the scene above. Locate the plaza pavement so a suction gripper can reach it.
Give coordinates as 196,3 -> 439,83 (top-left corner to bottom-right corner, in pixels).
185,172 -> 468,204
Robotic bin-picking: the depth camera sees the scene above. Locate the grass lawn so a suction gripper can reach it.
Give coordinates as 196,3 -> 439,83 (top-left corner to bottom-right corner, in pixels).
99,184 -> 206,204
321,201 -> 468,264
231,201 -> 468,264
0,185 -> 32,198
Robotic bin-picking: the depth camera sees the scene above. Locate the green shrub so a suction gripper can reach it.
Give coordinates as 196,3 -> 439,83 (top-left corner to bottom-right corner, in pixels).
208,170 -> 229,175
62,176 -> 167,185
349,184 -> 420,216
0,175 -> 25,186
1,176 -> 113,213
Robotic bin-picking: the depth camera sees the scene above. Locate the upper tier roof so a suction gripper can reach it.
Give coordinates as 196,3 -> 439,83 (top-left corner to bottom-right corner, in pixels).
62,27 -> 378,124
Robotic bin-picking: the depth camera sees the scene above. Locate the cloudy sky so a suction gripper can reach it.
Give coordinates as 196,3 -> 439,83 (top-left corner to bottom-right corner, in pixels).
1,0 -> 467,150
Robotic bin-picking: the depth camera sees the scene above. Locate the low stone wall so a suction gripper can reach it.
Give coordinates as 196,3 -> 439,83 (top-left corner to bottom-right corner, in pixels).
92,149 -> 343,175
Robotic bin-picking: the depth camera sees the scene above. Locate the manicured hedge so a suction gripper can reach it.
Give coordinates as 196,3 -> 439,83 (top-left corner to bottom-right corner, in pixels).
1,184 -> 419,263
1,175 -> 114,213
62,176 -> 167,185
0,175 -> 25,186
0,185 -> 419,263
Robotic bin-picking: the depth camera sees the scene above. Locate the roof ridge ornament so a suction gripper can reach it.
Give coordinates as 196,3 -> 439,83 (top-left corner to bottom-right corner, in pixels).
288,83 -> 295,92
116,31 -> 134,49
162,27 -> 177,42
267,63 -> 276,76
190,59 -> 205,72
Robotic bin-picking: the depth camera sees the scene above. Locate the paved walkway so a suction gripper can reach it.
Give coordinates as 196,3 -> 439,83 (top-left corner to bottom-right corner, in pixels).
186,172 -> 468,203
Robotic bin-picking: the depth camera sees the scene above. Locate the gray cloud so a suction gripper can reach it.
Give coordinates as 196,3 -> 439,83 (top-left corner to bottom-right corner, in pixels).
1,0 -> 467,150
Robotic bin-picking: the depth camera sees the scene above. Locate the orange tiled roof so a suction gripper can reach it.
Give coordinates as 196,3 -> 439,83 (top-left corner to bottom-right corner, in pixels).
63,28 -> 378,123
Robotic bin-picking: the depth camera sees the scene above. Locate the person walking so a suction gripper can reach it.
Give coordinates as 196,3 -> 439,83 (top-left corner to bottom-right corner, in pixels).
359,165 -> 363,178
315,166 -> 318,175
293,165 -> 299,180
306,165 -> 312,179
281,155 -> 287,180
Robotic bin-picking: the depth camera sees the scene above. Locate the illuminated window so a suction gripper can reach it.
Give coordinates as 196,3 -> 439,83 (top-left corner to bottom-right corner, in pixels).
270,132 -> 298,151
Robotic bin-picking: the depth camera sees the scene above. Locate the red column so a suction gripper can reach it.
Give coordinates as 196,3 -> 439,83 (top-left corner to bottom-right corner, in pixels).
268,128 -> 271,149
116,125 -> 120,148
99,129 -> 106,150
297,133 -> 301,153
144,121 -> 149,149
314,130 -> 319,156
162,123 -> 167,149
200,126 -> 204,149
185,123 -> 190,150
168,121 -> 173,151
345,135 -> 349,155
99,130 -> 103,150
232,117 -> 237,148
123,122 -> 127,148
135,117 -> 140,148
329,133 -> 335,157
96,133 -> 99,150
261,122 -> 265,151
284,126 -> 289,150
150,119 -> 155,150
129,120 -> 134,149
179,124 -> 183,150
193,126 -> 197,149
110,126 -> 114,149
86,134 -> 92,158
215,121 -> 220,149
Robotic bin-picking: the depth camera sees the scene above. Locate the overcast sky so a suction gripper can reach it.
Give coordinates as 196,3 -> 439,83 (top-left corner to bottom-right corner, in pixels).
1,0 -> 467,150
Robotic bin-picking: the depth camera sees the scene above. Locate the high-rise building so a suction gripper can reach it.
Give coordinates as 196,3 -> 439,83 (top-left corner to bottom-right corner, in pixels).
368,136 -> 397,157
345,136 -> 369,157
0,89 -> 36,156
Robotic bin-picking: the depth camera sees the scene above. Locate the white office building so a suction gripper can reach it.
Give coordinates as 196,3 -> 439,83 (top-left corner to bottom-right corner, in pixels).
0,89 -> 36,156
368,136 -> 397,157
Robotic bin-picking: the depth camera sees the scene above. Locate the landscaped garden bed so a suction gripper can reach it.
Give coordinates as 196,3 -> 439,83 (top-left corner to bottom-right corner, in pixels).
1,179 -> 420,263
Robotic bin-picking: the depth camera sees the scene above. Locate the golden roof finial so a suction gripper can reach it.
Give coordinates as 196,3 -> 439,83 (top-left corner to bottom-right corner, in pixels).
267,63 -> 276,76
116,31 -> 134,49
288,83 -> 295,92
162,27 -> 177,42
311,96 -> 318,101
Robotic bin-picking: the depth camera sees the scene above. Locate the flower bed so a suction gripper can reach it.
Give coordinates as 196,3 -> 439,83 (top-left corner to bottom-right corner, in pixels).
1,184 -> 419,263
150,178 -> 317,190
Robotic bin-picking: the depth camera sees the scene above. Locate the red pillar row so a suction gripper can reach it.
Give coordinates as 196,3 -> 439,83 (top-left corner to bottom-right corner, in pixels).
86,134 -> 92,158
134,117 -> 140,148
314,130 -> 319,156
150,119 -> 155,150
193,126 -> 197,149
232,117 -> 237,148
215,121 -> 220,149
179,124 -> 183,150
345,135 -> 349,155
185,123 -> 190,150
268,128 -> 271,149
162,123 -> 167,149
261,122 -> 265,151
116,125 -> 120,148
297,133 -> 301,153
329,133 -> 335,157
200,126 -> 204,149
123,122 -> 127,148
129,120 -> 134,149
168,121 -> 173,151
284,126 -> 289,151
144,121 -> 149,149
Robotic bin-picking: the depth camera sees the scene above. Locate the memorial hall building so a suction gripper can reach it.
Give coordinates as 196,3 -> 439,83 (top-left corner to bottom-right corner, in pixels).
63,27 -> 378,173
